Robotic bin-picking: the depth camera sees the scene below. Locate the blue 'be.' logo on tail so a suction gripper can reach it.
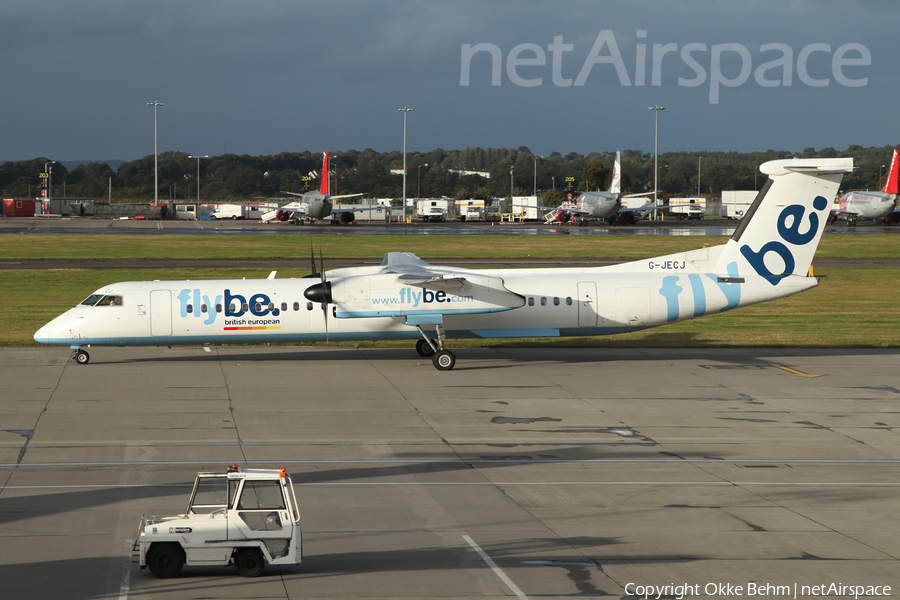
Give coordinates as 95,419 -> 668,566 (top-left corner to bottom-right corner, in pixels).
739,196 -> 828,286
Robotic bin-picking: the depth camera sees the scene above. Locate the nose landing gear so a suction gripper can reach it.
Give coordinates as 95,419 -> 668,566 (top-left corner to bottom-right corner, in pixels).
72,348 -> 90,365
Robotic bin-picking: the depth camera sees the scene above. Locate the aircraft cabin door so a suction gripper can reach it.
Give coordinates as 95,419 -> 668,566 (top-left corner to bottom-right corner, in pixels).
150,290 -> 172,336
577,282 -> 598,327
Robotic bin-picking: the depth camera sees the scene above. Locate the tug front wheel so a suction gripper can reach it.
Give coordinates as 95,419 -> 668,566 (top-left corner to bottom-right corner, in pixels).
235,548 -> 266,577
147,543 -> 185,579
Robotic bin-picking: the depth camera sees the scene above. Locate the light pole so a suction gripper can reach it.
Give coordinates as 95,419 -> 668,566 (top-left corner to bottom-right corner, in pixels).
188,155 -> 208,202
417,163 -> 428,199
148,102 -> 164,205
648,105 -> 665,219
510,166 -> 515,198
399,107 -> 413,222
697,156 -> 702,197
44,160 -> 57,199
43,160 -> 57,214
533,155 -> 541,196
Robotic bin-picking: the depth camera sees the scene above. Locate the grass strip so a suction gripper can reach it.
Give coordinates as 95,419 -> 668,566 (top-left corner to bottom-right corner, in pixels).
2,233 -> 899,260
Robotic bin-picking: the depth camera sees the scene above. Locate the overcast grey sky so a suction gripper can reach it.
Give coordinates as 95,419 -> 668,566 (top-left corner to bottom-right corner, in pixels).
2,0 -> 897,162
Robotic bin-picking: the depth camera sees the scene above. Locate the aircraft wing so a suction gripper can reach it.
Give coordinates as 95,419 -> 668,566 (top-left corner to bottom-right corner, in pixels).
381,252 -> 472,290
330,205 -> 388,214
510,204 -> 593,215
619,204 -> 669,214
830,208 -> 860,216
327,252 -> 525,317
262,201 -> 308,221
545,206 -> 592,215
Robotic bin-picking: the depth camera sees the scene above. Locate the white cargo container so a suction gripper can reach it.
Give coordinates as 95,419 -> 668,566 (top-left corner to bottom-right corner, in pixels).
416,198 -> 452,222
511,196 -> 544,220
721,191 -> 757,220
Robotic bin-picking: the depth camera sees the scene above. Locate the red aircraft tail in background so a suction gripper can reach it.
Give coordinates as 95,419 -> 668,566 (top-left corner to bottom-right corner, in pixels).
320,151 -> 330,195
881,149 -> 898,194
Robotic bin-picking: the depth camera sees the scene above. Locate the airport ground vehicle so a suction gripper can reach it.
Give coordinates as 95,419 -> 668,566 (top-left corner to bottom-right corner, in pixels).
136,466 -> 302,578
669,197 -> 706,219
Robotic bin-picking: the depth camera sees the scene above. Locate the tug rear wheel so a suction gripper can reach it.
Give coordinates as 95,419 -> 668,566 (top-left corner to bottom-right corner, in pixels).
235,548 -> 266,577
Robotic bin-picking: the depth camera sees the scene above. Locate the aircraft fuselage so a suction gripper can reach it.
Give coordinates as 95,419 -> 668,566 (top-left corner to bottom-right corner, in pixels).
837,192 -> 897,220
34,265 -> 813,349
575,193 -> 621,220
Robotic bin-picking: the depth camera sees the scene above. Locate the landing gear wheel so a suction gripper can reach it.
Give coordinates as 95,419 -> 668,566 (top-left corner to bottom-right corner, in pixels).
416,339 -> 436,357
234,548 -> 266,577
147,543 -> 185,579
74,350 -> 90,365
433,350 -> 456,371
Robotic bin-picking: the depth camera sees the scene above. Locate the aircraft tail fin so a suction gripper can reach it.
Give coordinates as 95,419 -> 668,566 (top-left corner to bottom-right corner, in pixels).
320,151 -> 330,195
713,158 -> 852,284
881,149 -> 898,195
609,151 -> 621,195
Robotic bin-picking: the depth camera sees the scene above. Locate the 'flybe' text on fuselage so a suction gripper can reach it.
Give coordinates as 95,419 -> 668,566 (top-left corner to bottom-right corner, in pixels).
373,287 -> 475,308
177,289 -> 279,325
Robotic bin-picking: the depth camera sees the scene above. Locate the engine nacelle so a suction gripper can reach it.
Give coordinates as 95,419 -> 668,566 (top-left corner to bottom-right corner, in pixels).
277,210 -> 290,222
337,212 -> 355,224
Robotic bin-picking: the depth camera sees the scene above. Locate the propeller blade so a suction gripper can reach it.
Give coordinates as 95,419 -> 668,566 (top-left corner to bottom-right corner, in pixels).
320,246 -> 327,343
309,238 -> 317,278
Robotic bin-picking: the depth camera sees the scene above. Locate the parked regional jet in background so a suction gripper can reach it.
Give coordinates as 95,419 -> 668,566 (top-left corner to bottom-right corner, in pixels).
830,149 -> 899,225
549,152 -> 658,225
35,157 -> 851,371
263,152 -> 370,225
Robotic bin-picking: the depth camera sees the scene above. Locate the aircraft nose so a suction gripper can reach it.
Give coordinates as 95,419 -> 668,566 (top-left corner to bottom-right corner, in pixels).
34,320 -> 56,344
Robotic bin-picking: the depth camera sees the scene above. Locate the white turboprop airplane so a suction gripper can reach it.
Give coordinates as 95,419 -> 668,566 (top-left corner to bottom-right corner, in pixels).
830,149 -> 899,225
35,157 -> 851,371
550,152 -> 659,225
265,152 -> 372,225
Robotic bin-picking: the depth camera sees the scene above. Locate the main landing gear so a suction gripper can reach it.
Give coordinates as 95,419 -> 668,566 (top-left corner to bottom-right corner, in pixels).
73,348 -> 90,365
416,324 -> 456,371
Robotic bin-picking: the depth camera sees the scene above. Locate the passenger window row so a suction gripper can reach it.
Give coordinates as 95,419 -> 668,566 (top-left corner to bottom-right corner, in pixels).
185,302 -> 318,313
527,296 -> 573,307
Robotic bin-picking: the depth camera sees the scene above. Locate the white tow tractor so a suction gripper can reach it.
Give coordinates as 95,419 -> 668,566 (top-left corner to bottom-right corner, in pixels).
135,466 -> 302,578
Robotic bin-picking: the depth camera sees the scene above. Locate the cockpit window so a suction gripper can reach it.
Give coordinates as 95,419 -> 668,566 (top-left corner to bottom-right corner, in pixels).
81,294 -> 104,306
95,295 -> 124,306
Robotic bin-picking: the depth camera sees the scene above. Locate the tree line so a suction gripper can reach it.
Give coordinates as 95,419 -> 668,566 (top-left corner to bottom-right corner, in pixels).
0,144 -> 894,207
